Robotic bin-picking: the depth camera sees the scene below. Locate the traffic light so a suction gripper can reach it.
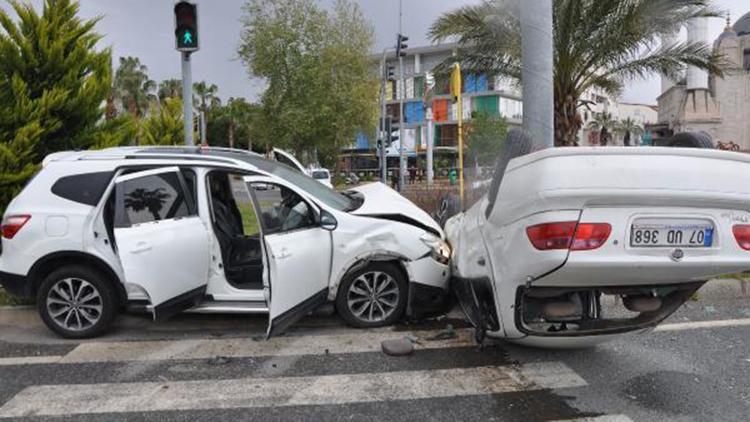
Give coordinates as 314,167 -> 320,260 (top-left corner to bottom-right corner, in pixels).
384,116 -> 399,147
386,65 -> 396,81
174,1 -> 199,52
396,33 -> 408,57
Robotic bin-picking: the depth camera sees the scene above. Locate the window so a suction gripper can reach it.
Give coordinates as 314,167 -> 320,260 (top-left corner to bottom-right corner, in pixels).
116,172 -> 195,227
249,183 -> 315,234
228,174 -> 261,237
744,48 -> 750,71
51,171 -> 114,206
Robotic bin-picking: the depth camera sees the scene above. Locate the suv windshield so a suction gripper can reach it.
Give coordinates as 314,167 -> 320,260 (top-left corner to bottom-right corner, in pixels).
208,150 -> 357,212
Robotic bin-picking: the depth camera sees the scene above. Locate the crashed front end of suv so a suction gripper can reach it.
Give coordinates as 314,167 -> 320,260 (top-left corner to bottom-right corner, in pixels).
445,135 -> 750,348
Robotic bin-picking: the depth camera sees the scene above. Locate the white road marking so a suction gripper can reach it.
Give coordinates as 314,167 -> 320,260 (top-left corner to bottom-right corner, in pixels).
654,318 -> 750,332
0,356 -> 63,366
58,328 -> 476,364
551,416 -> 634,422
0,362 -> 587,417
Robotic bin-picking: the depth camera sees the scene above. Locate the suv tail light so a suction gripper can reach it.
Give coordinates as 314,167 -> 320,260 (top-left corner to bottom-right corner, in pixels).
732,225 -> 750,250
1,215 -> 31,239
526,221 -> 611,251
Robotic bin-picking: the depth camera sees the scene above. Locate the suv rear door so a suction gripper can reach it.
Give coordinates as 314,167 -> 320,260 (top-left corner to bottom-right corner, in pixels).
113,167 -> 210,321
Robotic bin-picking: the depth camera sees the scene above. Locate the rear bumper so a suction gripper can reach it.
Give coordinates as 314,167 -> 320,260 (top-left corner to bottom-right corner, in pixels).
0,270 -> 31,299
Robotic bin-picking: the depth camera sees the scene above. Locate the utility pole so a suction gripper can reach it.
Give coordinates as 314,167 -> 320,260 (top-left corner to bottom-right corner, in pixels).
396,0 -> 409,191
424,72 -> 435,185
379,50 -> 389,184
174,1 -> 199,146
519,0 -> 553,150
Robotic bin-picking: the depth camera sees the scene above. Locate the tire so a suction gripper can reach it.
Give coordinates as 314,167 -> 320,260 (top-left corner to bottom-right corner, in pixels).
336,262 -> 408,328
37,265 -> 118,339
666,131 -> 714,149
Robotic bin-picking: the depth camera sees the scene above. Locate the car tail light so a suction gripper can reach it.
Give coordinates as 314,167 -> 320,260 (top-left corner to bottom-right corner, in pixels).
1,215 -> 31,239
571,223 -> 612,251
526,222 -> 577,250
526,221 -> 611,251
732,225 -> 750,250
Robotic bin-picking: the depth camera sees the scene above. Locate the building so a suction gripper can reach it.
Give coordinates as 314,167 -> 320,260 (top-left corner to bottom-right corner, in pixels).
654,13 -> 750,150
340,43 -> 523,178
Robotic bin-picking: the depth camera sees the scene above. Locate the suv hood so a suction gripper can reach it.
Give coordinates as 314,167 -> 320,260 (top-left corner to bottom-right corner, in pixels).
349,182 -> 443,237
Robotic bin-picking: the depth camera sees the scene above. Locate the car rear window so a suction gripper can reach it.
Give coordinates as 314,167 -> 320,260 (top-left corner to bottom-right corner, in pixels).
51,171 -> 114,206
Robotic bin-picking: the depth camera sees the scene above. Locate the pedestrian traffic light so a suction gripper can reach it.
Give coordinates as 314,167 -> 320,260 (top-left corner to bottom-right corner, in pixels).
396,34 -> 408,57
387,65 -> 396,81
174,1 -> 199,52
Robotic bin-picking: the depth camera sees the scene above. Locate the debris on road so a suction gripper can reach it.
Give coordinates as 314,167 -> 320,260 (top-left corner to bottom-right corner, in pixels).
426,324 -> 456,341
381,338 -> 414,356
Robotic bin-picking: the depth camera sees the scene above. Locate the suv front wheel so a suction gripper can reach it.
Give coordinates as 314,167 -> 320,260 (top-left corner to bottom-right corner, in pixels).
37,265 -> 118,339
336,262 -> 408,328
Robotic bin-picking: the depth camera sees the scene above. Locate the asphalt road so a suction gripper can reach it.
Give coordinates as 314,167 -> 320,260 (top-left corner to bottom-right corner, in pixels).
0,280 -> 747,421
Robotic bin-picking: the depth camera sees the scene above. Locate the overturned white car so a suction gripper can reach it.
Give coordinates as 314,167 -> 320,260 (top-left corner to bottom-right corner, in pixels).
446,131 -> 750,348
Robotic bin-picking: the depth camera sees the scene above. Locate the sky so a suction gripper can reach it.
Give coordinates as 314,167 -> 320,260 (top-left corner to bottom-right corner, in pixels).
3,0 -> 750,105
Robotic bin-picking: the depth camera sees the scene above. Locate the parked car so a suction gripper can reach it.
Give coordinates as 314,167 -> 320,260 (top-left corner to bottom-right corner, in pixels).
0,147 -> 450,339
445,130 -> 750,348
310,168 -> 333,188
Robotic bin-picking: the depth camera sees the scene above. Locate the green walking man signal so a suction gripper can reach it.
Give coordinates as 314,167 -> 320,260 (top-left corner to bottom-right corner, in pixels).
174,1 -> 199,52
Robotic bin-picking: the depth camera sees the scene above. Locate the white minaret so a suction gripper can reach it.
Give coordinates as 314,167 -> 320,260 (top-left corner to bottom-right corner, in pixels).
686,17 -> 709,90
660,30 -> 680,94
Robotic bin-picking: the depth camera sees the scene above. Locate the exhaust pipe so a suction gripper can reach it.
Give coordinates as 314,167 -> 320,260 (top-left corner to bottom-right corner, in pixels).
623,295 -> 662,313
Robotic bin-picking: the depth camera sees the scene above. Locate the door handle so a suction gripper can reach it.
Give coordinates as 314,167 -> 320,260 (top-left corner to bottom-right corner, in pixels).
131,242 -> 152,254
276,248 -> 291,260
477,257 -> 486,266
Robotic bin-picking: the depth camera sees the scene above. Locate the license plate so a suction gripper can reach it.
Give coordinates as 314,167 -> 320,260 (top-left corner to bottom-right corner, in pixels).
630,219 -> 714,248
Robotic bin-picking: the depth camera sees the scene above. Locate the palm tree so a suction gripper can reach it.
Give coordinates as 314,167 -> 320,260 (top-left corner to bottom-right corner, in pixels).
225,97 -> 252,149
588,111 -> 616,146
429,0 -> 724,146
193,81 -> 220,144
157,79 -> 182,103
618,117 -> 645,146
113,56 -> 156,119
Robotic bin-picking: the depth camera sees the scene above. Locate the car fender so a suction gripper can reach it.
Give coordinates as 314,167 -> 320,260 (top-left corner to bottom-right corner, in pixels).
327,249 -> 413,301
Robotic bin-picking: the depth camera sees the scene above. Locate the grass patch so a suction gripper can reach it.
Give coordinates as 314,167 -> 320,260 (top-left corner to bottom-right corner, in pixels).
0,287 -> 33,306
714,272 -> 750,280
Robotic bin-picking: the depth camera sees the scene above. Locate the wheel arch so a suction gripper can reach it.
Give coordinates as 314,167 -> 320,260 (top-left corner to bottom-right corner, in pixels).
28,251 -> 126,305
330,252 -> 412,301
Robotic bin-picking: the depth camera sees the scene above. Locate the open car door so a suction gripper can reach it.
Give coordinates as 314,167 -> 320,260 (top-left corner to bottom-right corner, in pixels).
271,148 -> 308,174
113,167 -> 210,321
244,176 -> 333,338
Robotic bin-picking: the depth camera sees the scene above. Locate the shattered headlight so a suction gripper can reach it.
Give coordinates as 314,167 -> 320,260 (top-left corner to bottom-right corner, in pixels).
420,233 -> 451,265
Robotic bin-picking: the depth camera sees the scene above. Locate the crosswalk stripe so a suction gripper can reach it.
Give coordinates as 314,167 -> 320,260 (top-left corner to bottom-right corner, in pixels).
551,416 -> 634,422
0,356 -> 64,366
0,362 -> 587,417
653,318 -> 750,332
58,328 -> 476,364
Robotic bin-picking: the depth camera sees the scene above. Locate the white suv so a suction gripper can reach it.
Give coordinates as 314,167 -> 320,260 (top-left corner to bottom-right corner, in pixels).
0,147 -> 450,338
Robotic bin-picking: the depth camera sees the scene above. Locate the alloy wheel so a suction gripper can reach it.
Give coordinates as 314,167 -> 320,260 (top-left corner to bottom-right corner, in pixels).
346,271 -> 400,323
46,277 -> 103,332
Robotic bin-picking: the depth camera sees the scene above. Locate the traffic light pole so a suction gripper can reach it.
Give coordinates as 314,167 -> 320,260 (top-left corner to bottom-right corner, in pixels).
397,0 -> 406,191
181,52 -> 194,146
379,50 -> 388,184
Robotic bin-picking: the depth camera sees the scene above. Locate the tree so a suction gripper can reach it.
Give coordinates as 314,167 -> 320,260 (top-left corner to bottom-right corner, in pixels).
238,0 -> 377,167
0,0 -> 111,212
192,81 -> 219,144
467,112 -> 508,166
113,56 -> 156,119
158,79 -> 183,103
618,117 -> 645,146
139,97 -> 185,146
430,0 -> 724,146
588,111 -> 617,146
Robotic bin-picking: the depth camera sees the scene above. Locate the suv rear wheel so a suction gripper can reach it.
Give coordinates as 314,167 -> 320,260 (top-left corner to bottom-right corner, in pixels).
37,266 -> 117,339
336,262 -> 407,328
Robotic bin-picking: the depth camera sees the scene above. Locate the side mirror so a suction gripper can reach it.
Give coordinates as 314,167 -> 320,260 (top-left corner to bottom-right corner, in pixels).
320,210 -> 338,231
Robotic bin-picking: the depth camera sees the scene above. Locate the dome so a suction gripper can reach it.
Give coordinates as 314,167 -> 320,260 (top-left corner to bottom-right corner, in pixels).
733,11 -> 750,36
716,27 -> 737,44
